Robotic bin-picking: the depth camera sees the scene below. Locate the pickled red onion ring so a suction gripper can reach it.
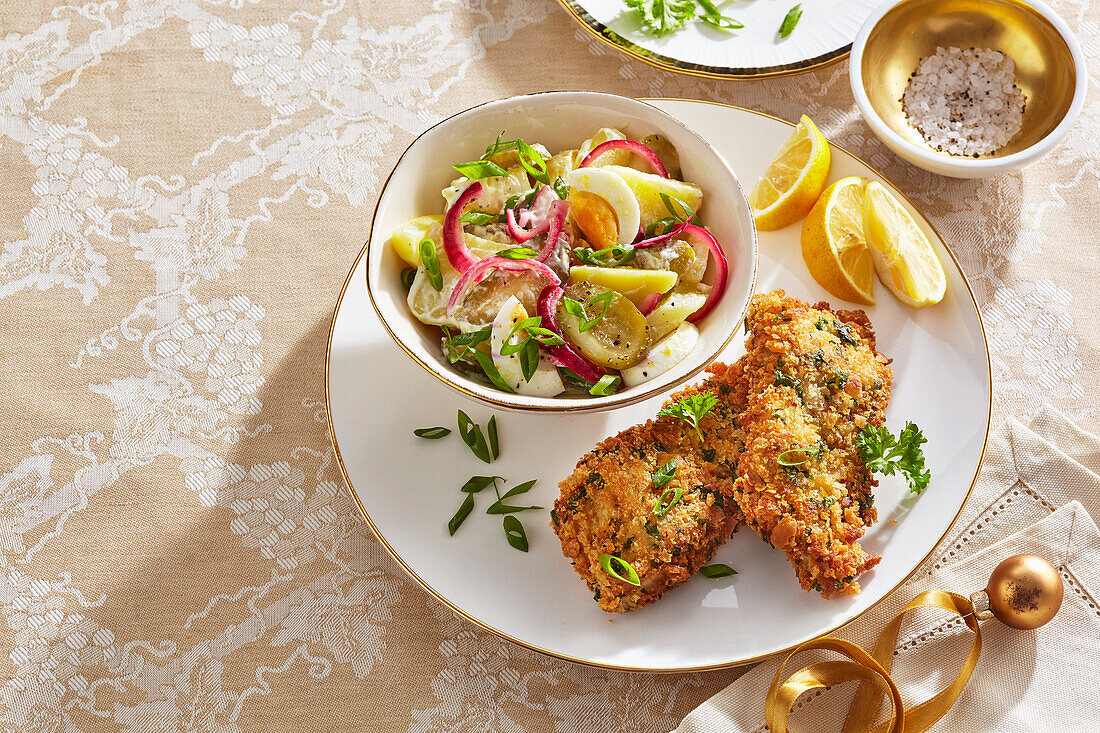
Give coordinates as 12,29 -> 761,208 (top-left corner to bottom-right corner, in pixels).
535,285 -> 610,386
445,256 -> 560,317
506,185 -> 555,242
536,200 -> 570,261
442,182 -> 483,273
639,292 -> 661,316
580,140 -> 669,178
632,215 -> 694,249
681,225 -> 728,324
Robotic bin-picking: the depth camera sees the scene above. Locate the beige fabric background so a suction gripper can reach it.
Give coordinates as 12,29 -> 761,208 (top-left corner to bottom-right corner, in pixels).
0,1 -> 1097,731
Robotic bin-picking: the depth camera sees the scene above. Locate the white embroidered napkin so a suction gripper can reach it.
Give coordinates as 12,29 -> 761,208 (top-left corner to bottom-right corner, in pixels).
675,406 -> 1100,733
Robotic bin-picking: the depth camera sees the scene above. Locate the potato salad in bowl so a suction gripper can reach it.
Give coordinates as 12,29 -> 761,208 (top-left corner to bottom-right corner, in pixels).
389,127 -> 731,399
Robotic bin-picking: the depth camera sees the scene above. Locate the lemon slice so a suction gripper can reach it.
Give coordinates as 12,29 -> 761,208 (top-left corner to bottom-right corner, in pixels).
750,115 -> 832,231
863,182 -> 947,308
800,177 -> 875,305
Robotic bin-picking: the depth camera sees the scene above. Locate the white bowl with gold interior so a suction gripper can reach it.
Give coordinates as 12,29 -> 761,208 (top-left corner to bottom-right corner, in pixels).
850,0 -> 1086,178
365,91 -> 757,412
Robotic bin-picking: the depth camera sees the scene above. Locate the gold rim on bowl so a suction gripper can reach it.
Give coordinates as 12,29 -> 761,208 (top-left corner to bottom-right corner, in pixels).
325,99 -> 991,673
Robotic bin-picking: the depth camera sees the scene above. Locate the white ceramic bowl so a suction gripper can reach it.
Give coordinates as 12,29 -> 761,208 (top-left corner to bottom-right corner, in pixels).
365,91 -> 757,412
849,0 -> 1087,178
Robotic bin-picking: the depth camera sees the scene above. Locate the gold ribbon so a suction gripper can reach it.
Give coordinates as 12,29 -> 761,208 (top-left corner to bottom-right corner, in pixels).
765,590 -> 982,733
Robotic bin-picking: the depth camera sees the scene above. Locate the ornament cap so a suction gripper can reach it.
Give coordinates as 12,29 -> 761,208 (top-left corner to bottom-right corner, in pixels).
984,554 -> 1063,630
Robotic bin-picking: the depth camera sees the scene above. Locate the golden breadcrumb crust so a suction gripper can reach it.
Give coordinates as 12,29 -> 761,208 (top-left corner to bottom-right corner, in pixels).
552,369 -> 747,613
726,290 -> 892,597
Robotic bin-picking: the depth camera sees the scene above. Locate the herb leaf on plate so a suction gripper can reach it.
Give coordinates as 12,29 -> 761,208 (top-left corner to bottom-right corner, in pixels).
856,422 -> 931,493
624,0 -> 697,38
778,4 -> 803,39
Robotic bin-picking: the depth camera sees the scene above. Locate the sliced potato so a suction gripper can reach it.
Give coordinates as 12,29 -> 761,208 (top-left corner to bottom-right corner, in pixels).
557,281 -> 648,370
646,287 -> 707,342
568,265 -> 677,309
578,128 -> 631,166
639,134 -> 682,179
391,215 -> 443,268
621,322 -> 699,387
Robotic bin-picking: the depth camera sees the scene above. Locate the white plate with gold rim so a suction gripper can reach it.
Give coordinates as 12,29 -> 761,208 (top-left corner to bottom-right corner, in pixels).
557,0 -> 880,79
326,99 -> 990,671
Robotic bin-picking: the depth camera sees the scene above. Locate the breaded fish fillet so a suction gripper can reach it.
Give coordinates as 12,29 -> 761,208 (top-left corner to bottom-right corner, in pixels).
553,365 -> 747,613
730,290 -> 892,597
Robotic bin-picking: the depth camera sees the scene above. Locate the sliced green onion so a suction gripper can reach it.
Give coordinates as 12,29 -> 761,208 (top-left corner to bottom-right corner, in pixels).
574,244 -> 636,268
660,193 -> 695,223
487,416 -> 499,460
496,246 -> 538,260
653,485 -> 683,517
442,325 -> 491,364
500,316 -> 542,356
460,475 -> 502,493
503,515 -> 528,552
482,131 -> 513,160
589,374 -> 620,396
526,325 -> 566,347
652,458 -> 678,488
699,563 -> 738,578
778,4 -> 802,38
562,291 -> 613,332
453,160 -> 507,179
458,210 -> 496,225
519,338 -> 539,382
457,410 -> 491,464
400,268 -> 417,288
777,445 -> 822,467
552,175 -> 569,200
472,351 -> 516,393
413,426 -> 451,440
418,238 -> 443,291
448,494 -> 474,536
516,139 -> 550,185
697,0 -> 744,30
644,217 -> 678,239
599,553 -> 641,586
486,479 -> 541,514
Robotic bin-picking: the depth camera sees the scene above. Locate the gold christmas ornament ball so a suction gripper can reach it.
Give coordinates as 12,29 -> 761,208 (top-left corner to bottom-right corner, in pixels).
985,554 -> 1063,630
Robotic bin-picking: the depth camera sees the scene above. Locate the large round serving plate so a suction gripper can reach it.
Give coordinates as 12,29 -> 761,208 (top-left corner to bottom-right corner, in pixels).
326,99 -> 990,672
557,0 -> 880,79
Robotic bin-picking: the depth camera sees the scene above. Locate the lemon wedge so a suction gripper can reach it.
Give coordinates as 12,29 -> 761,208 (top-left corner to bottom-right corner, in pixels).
863,182 -> 947,308
800,177 -> 875,305
750,115 -> 832,231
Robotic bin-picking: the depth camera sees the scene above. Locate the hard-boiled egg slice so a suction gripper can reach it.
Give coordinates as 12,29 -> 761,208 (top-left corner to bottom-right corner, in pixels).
566,167 -> 641,245
491,296 -> 564,397
620,321 -> 699,387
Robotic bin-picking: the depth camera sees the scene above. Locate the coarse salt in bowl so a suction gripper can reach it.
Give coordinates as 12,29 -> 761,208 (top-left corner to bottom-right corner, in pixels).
850,0 -> 1086,178
365,91 -> 758,413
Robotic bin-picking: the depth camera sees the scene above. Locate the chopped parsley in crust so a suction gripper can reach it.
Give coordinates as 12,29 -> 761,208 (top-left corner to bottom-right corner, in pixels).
730,290 -> 892,597
552,370 -> 748,613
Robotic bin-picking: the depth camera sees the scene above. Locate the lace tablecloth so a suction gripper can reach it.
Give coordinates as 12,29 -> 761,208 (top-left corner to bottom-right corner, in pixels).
1,2 -> 1097,731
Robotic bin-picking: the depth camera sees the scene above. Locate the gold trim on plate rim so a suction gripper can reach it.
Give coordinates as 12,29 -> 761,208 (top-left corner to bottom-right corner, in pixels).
324,98 -> 992,673
555,0 -> 852,80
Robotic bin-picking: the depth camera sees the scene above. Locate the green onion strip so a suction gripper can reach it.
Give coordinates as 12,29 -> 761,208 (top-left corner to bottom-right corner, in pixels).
598,553 -> 641,586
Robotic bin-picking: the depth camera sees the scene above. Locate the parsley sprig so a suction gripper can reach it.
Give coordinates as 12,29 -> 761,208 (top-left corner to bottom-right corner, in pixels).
624,0 -> 742,37
657,392 -> 718,442
856,423 -> 931,493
